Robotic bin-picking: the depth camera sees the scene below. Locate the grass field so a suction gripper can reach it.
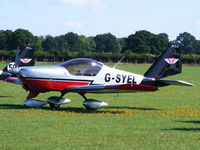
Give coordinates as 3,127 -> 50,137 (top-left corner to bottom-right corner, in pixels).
0,62 -> 199,150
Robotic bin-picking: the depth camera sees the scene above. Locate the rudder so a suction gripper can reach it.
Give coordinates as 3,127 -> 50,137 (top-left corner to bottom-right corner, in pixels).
3,46 -> 34,72
144,43 -> 181,79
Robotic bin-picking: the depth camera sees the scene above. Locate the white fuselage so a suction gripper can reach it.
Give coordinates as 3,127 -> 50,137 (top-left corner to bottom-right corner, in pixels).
92,65 -> 144,85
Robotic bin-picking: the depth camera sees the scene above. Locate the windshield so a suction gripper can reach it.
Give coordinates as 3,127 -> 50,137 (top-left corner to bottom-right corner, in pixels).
59,58 -> 103,76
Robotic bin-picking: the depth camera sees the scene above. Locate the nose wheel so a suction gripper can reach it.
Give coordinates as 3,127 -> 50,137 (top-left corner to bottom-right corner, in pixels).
47,92 -> 70,108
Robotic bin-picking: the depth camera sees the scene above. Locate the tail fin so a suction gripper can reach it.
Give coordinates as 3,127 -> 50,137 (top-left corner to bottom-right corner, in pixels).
3,46 -> 34,72
0,46 -> 34,80
144,43 -> 181,79
16,46 -> 35,68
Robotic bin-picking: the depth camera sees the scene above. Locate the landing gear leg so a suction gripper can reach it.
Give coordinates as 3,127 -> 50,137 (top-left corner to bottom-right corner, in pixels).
79,93 -> 93,110
79,92 -> 87,100
48,92 -> 67,109
59,91 -> 66,100
79,93 -> 108,110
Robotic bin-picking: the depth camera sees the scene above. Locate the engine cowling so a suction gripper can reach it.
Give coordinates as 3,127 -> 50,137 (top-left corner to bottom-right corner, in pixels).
83,99 -> 108,110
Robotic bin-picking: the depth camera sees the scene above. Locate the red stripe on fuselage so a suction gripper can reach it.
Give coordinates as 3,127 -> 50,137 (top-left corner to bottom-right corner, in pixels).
114,83 -> 158,92
21,78 -> 90,92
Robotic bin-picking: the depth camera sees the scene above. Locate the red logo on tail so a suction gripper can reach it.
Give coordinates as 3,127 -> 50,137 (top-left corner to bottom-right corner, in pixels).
20,58 -> 32,64
164,58 -> 179,64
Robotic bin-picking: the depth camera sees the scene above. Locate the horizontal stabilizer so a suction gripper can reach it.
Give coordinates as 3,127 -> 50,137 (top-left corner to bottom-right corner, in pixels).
156,79 -> 195,87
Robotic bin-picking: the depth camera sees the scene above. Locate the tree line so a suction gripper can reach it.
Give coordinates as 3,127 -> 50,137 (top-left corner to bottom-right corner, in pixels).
0,29 -> 200,63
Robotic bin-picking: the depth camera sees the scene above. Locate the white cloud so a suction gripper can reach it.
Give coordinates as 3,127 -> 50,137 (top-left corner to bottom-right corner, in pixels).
11,0 -> 108,10
12,0 -> 42,2
27,0 -> 39,1
58,0 -> 107,10
64,21 -> 84,28
59,0 -> 91,5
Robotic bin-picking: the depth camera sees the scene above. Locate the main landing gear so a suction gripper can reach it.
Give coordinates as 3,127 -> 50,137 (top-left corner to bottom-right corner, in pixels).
79,93 -> 108,110
46,92 -> 70,108
47,96 -> 71,108
23,92 -> 108,110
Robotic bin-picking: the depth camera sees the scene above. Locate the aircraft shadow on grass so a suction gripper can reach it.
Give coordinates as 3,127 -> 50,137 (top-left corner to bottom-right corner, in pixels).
176,120 -> 200,124
168,128 -> 200,131
0,104 -> 160,114
0,96 -> 12,98
41,106 -> 160,114
0,104 -> 126,114
0,104 -> 26,109
42,107 -> 124,114
164,120 -> 200,131
106,106 -> 160,111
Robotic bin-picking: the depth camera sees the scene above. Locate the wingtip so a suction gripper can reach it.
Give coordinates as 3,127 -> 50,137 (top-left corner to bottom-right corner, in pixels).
178,80 -> 196,87
190,84 -> 196,87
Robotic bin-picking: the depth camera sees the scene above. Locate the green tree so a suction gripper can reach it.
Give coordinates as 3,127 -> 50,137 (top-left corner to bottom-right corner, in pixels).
62,49 -> 71,58
42,35 -> 58,51
0,31 -> 7,49
149,33 -> 168,54
157,33 -> 169,52
123,30 -> 153,53
118,38 -> 127,52
62,32 -> 83,52
48,49 -> 61,57
176,32 -> 198,54
94,33 -> 120,53
3,30 -> 14,50
123,30 -> 168,54
79,35 -> 96,52
197,40 -> 200,54
55,35 -> 68,51
134,30 -> 152,45
11,29 -> 36,50
124,34 -> 148,53
149,36 -> 161,54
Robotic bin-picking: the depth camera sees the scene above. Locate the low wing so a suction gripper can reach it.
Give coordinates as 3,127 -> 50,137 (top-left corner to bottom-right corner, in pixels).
65,83 -> 158,94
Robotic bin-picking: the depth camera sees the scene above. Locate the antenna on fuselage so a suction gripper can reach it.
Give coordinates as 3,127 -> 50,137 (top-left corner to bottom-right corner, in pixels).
15,46 -> 19,68
8,46 -> 20,75
113,56 -> 125,69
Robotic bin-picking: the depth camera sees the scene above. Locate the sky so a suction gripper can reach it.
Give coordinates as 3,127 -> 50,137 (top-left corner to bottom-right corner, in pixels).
0,0 -> 200,40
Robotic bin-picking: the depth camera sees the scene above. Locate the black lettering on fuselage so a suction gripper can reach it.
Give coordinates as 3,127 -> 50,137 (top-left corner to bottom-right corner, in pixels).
122,75 -> 127,83
132,76 -> 136,84
116,74 -> 121,83
127,75 -> 132,83
105,73 -> 136,84
105,73 -> 111,82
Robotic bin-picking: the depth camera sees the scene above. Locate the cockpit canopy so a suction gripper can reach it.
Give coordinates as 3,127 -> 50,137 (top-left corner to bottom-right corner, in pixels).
59,58 -> 103,76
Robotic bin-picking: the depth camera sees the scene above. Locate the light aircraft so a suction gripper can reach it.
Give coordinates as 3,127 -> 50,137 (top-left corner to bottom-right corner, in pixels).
6,43 -> 194,110
0,46 -> 34,82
